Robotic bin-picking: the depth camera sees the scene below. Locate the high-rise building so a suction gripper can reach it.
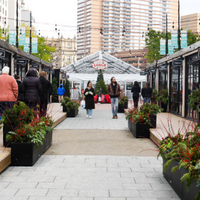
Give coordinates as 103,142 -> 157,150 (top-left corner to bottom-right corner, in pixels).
77,0 -> 178,60
46,36 -> 77,69
0,0 -> 8,29
181,13 -> 200,34
8,0 -> 22,28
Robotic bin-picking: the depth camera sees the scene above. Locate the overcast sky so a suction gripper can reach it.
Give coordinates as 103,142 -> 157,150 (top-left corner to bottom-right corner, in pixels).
24,0 -> 200,38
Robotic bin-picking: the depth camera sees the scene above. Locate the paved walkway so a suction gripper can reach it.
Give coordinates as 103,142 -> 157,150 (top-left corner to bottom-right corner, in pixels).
0,104 -> 180,200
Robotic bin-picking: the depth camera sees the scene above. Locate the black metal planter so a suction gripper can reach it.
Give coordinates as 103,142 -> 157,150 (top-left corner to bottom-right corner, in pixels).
3,126 -> 16,147
131,123 -> 150,138
128,119 -> 132,132
118,102 -> 128,113
11,142 -> 44,166
43,130 -> 53,153
149,114 -> 157,128
163,159 -> 200,200
118,104 -> 124,113
67,109 -> 78,117
11,130 -> 53,166
161,102 -> 167,112
62,105 -> 67,112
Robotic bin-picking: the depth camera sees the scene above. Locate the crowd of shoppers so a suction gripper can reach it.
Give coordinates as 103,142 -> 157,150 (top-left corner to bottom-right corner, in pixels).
0,65 -> 153,121
0,66 -> 53,119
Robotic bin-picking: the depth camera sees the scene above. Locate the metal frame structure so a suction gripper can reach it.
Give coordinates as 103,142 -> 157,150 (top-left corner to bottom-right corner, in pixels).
61,50 -> 140,74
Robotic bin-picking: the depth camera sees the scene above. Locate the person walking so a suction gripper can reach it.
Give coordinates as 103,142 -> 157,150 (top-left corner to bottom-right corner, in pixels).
57,84 -> 65,102
21,68 -> 42,110
84,81 -> 95,119
14,74 -> 24,101
131,81 -> 140,108
39,71 -> 53,117
0,66 -> 18,119
141,82 -> 152,104
108,77 -> 121,119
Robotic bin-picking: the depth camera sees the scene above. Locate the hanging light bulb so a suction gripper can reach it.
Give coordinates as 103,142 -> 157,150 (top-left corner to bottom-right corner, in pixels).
100,28 -> 103,36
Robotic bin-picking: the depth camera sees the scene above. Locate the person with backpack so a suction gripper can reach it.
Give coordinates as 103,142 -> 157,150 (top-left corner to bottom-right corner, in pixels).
57,83 -> 65,102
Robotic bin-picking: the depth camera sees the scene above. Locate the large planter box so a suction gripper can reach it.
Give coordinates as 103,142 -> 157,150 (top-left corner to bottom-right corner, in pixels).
149,114 -> 157,128
118,102 -> 128,113
43,130 -> 53,153
11,142 -> 44,166
62,105 -> 67,112
11,130 -> 53,166
128,119 -> 132,132
131,123 -> 150,138
67,109 -> 78,117
163,159 -> 200,200
3,126 -> 16,147
161,102 -> 167,112
118,104 -> 124,113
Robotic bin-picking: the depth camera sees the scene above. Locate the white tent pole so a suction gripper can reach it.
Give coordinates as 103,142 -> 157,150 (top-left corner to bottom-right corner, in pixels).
125,81 -> 127,97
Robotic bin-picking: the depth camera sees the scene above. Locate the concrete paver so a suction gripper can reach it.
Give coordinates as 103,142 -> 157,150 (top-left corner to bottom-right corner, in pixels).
0,104 -> 181,200
55,109 -> 128,130
0,155 -> 179,199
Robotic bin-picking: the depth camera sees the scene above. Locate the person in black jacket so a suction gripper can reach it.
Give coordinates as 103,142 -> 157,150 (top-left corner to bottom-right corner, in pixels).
21,68 -> 42,110
39,71 -> 53,117
131,81 -> 140,108
14,74 -> 24,101
84,81 -> 95,119
141,82 -> 152,104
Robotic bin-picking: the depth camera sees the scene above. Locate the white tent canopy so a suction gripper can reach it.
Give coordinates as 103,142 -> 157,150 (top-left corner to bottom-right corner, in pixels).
68,73 -> 146,83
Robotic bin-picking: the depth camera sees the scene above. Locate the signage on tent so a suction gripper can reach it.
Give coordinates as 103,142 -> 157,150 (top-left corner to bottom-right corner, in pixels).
92,59 -> 108,70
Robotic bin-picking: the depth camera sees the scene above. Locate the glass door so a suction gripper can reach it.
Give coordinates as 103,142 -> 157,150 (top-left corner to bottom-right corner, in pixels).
170,66 -> 183,115
186,61 -> 199,119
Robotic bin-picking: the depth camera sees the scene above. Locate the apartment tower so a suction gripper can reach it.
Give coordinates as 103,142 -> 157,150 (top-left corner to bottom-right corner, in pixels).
77,0 -> 178,59
0,0 -> 8,29
181,13 -> 200,34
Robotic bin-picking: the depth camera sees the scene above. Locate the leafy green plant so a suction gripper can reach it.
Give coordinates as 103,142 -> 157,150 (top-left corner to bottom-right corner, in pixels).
153,89 -> 169,105
61,96 -> 71,107
140,103 -> 160,115
61,97 -> 80,112
0,102 -> 34,128
119,96 -> 128,106
188,87 -> 200,111
126,108 -> 150,124
63,79 -> 71,98
125,107 -> 138,120
6,117 -> 49,147
158,130 -> 200,199
65,100 -> 80,112
152,89 -> 160,104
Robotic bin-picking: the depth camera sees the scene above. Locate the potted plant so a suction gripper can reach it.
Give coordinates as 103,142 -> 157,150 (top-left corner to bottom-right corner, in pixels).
140,103 -> 160,128
0,102 -> 34,147
157,89 -> 169,112
126,108 -> 150,138
6,115 -> 53,166
61,97 -> 80,117
158,130 -> 200,200
151,89 -> 160,104
188,88 -> 200,124
61,96 -> 71,112
126,108 -> 138,132
118,96 -> 129,113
